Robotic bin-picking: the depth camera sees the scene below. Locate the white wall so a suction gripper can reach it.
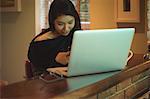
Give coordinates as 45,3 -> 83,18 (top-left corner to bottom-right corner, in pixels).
1,0 -> 36,84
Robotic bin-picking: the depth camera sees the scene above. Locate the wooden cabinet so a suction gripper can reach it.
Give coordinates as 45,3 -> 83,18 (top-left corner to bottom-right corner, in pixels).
114,0 -> 140,23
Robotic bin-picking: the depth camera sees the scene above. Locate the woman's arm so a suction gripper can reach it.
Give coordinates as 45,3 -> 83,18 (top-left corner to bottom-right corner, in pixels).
55,51 -> 70,65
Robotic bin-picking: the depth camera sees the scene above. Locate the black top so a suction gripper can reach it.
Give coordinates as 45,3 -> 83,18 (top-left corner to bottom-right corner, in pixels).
28,31 -> 73,75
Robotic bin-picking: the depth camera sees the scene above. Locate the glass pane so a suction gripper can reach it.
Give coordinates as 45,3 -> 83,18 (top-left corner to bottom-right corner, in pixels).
80,0 -> 90,22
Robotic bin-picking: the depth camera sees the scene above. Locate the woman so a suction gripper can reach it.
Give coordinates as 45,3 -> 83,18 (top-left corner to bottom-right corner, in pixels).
28,0 -> 81,76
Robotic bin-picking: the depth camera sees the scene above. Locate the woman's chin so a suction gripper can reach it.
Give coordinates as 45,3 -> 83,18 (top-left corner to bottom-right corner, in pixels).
62,33 -> 70,36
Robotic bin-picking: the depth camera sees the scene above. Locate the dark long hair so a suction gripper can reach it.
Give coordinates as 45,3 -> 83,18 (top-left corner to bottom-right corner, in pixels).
48,0 -> 81,33
33,0 -> 81,41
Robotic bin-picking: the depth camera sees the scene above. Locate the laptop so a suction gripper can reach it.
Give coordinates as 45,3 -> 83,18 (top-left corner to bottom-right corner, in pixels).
46,28 -> 135,77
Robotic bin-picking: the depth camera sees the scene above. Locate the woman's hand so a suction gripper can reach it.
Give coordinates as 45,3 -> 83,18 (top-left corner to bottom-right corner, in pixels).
55,51 -> 70,65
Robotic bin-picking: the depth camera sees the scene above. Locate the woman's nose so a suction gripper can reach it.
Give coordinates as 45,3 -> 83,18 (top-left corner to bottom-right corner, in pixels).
63,24 -> 70,32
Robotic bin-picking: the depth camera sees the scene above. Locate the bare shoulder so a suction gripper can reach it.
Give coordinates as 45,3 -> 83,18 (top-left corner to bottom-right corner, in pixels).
34,31 -> 53,42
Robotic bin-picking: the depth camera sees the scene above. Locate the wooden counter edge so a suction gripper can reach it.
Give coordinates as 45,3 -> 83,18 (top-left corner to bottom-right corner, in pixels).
53,60 -> 150,99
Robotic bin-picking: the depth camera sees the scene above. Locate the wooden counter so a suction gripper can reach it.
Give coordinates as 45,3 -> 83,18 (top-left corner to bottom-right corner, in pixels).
1,54 -> 150,99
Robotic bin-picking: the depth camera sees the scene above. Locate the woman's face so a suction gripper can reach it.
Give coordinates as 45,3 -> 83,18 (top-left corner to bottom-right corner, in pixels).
54,15 -> 75,36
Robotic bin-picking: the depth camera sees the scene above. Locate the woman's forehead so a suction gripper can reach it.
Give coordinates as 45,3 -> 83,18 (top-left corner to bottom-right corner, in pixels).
55,15 -> 75,22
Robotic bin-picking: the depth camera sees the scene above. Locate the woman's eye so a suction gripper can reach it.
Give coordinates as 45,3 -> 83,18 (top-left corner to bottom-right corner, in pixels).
68,21 -> 73,24
58,23 -> 64,26
68,21 -> 72,24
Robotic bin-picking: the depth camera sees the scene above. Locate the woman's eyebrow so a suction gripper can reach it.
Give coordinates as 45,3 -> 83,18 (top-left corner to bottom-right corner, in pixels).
68,19 -> 73,22
57,19 -> 73,23
57,21 -> 63,23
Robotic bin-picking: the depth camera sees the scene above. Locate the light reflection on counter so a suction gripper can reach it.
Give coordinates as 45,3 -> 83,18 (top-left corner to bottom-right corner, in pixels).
67,71 -> 120,92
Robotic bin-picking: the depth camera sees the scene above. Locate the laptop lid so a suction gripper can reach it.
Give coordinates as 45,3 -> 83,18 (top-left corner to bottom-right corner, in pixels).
67,28 -> 135,77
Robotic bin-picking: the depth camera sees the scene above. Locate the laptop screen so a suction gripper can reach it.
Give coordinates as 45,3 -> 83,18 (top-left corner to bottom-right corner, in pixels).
67,28 -> 135,77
